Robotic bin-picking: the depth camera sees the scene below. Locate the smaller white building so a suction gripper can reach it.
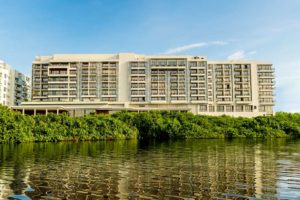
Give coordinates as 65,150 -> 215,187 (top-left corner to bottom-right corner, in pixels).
0,60 -> 31,107
0,61 -> 13,106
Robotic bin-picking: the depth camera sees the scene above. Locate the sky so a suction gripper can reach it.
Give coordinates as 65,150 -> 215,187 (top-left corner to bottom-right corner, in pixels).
0,0 -> 299,112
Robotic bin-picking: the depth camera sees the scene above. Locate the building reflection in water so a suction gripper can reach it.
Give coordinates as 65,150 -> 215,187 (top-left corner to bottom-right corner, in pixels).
0,139 -> 299,199
0,144 -> 32,199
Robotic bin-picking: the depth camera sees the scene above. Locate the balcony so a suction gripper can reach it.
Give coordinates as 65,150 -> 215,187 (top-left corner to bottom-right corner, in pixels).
258,68 -> 274,72
234,80 -> 245,84
190,71 -> 206,75
151,65 -> 186,69
170,78 -> 185,81
190,66 -> 206,70
48,94 -> 69,98
258,75 -> 274,79
190,79 -> 205,83
131,79 -> 145,83
131,94 -> 146,97
259,100 -> 275,105
48,70 -> 68,77
48,88 -> 70,91
234,68 -> 243,71
151,78 -> 166,81
258,81 -> 275,85
217,94 -> 232,97
235,88 -> 250,91
81,95 -> 97,98
84,65 -> 97,69
190,93 -> 206,97
130,64 -> 146,69
190,87 -> 205,90
259,87 -> 274,91
102,78 -> 117,82
101,94 -> 117,97
235,100 -> 252,104
48,79 -> 69,83
259,94 -> 274,98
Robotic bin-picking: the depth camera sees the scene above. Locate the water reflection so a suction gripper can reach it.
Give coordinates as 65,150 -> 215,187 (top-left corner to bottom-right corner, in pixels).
0,139 -> 299,199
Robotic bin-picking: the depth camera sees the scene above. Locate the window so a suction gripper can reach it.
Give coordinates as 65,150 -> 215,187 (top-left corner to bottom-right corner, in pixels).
245,105 -> 252,111
167,60 -> 177,66
190,62 -> 197,67
199,105 -> 207,112
236,105 -> 243,112
226,105 -> 233,112
259,105 -> 272,112
178,60 -> 186,66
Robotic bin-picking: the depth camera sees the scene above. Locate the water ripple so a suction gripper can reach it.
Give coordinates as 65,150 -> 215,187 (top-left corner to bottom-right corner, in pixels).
0,139 -> 299,199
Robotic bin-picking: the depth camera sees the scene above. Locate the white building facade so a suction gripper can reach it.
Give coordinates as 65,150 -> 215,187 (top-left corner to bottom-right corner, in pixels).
15,53 -> 275,117
0,61 -> 31,107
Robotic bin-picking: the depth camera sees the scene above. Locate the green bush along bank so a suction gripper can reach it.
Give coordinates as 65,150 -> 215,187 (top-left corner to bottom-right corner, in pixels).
0,105 -> 299,143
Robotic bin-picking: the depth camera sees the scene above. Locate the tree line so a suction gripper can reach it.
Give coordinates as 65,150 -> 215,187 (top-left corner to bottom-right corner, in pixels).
0,105 -> 299,143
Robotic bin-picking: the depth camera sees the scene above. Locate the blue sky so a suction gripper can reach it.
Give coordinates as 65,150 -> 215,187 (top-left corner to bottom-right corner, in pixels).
0,0 -> 300,111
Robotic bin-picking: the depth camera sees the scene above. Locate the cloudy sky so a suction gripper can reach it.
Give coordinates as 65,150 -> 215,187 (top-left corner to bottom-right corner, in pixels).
0,0 -> 299,111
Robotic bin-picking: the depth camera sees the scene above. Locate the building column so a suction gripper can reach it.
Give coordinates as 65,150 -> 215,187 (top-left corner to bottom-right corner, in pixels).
22,109 -> 25,115
45,109 -> 48,116
34,109 -> 36,116
57,109 -> 59,115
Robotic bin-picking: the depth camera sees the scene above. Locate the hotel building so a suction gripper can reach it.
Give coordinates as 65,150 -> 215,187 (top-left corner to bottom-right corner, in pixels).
14,53 -> 275,117
0,61 -> 31,106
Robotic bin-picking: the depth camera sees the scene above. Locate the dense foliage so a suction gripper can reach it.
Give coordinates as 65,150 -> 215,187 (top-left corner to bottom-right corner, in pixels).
0,105 -> 299,143
112,111 -> 300,139
0,106 -> 137,143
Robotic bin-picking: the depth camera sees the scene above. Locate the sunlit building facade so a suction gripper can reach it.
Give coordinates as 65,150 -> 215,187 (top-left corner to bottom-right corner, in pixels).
0,61 -> 30,106
15,53 -> 275,116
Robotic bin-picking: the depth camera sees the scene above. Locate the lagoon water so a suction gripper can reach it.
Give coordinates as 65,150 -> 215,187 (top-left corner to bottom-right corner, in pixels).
0,139 -> 300,199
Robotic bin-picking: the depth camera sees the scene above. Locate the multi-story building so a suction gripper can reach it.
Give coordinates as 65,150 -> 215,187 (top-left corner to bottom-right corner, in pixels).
14,53 -> 275,117
12,70 -> 31,106
0,61 -> 13,106
0,61 -> 31,107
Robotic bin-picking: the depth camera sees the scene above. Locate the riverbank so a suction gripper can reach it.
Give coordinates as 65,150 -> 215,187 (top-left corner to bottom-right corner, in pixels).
0,105 -> 299,143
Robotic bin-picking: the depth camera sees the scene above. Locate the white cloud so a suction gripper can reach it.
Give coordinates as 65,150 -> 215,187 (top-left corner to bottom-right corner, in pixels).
164,41 -> 227,54
227,50 -> 245,60
164,43 -> 207,54
227,50 -> 257,60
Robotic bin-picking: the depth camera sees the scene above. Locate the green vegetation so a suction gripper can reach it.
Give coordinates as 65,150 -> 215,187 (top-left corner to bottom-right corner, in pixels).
0,105 -> 299,143
112,111 -> 300,139
0,106 -> 137,143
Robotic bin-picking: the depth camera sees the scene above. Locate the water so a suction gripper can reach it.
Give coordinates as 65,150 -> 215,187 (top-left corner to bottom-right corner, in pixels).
0,139 -> 300,200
